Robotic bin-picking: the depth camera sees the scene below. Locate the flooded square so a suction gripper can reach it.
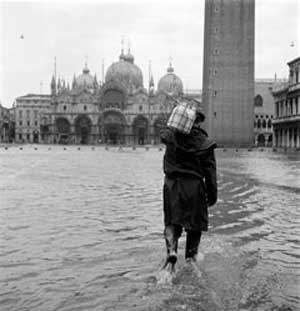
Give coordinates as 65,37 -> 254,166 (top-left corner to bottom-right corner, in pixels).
0,146 -> 299,310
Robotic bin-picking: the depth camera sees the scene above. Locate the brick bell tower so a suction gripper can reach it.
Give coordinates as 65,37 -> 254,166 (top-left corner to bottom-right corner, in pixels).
202,0 -> 255,147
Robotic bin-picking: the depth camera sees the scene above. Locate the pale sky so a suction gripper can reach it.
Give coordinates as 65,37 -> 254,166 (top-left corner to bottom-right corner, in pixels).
0,0 -> 299,107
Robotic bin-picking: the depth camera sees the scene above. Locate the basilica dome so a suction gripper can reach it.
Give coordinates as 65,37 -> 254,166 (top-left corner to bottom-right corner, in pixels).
76,64 -> 94,88
158,64 -> 183,96
105,50 -> 143,90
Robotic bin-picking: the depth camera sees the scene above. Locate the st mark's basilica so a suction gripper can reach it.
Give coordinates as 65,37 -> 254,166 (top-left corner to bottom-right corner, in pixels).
15,48 -> 194,145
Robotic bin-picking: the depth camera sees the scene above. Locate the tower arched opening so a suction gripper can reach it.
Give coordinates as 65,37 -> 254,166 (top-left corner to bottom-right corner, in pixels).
103,111 -> 126,144
55,117 -> 71,144
74,115 -> 92,144
132,115 -> 148,145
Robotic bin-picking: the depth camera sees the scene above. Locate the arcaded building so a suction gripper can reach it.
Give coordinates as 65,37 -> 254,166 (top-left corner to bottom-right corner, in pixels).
272,57 -> 300,149
14,49 -> 185,145
202,0 -> 255,147
253,79 -> 287,147
0,103 -> 15,143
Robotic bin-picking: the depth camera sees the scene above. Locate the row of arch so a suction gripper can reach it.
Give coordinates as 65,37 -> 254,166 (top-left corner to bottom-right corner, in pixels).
254,118 -> 272,129
42,113 -> 168,144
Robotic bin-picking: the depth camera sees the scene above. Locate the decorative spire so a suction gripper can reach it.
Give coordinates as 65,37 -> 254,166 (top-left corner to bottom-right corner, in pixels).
53,56 -> 57,80
101,59 -> 105,84
149,75 -> 154,87
167,56 -> 174,73
119,36 -> 125,61
82,55 -> 90,74
51,75 -> 56,95
93,74 -> 98,88
72,74 -> 76,89
149,60 -> 154,86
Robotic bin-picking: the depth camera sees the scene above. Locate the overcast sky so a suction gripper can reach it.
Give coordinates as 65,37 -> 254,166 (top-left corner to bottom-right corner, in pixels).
0,0 -> 299,107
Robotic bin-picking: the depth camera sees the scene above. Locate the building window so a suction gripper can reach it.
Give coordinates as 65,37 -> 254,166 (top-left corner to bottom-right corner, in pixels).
214,49 -> 219,55
139,105 -> 143,112
213,69 -> 218,75
257,119 -> 261,128
295,69 -> 299,84
213,90 -> 217,97
215,6 -> 219,12
84,105 -> 87,111
255,115 -> 258,118
267,119 -> 272,128
35,121 -> 38,126
19,110 -> 23,119
19,121 -> 23,126
214,27 -> 218,33
262,119 -> 266,128
34,110 -> 38,118
254,95 -> 263,107
296,98 -> 298,114
26,110 -> 30,118
27,121 -> 30,126
27,134 -> 30,140
63,105 -> 67,111
19,134 -> 22,140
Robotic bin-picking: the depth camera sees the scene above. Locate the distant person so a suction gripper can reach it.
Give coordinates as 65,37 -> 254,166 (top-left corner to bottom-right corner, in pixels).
160,107 -> 217,272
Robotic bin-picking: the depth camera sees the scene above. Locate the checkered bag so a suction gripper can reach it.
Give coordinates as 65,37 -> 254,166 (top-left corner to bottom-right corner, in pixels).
167,101 -> 196,134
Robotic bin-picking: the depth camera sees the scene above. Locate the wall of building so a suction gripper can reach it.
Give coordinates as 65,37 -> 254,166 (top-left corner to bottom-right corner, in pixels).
272,57 -> 300,149
15,95 -> 51,143
202,0 -> 255,147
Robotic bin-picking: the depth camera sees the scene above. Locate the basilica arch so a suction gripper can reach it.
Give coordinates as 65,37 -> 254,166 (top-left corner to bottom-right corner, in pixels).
132,115 -> 149,145
74,115 -> 92,144
257,133 -> 266,147
99,81 -> 127,110
103,110 -> 126,144
55,117 -> 71,144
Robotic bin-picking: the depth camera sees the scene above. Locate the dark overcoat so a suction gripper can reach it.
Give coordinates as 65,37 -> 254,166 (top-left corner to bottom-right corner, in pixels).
161,126 -> 217,232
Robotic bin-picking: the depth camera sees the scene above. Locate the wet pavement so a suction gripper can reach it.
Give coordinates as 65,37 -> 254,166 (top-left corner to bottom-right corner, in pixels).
0,146 -> 299,311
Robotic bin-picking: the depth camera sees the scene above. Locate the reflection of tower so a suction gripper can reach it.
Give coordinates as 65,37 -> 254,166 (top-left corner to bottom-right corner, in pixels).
202,0 -> 255,146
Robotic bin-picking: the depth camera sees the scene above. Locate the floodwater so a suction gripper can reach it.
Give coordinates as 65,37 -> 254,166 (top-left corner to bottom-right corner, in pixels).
0,145 -> 299,311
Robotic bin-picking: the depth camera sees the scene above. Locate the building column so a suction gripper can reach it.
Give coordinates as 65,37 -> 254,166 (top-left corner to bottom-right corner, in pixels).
284,129 -> 287,148
297,127 -> 300,148
264,134 -> 267,147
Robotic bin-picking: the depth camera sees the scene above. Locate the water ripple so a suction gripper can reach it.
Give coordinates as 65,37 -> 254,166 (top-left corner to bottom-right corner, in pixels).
0,146 -> 299,311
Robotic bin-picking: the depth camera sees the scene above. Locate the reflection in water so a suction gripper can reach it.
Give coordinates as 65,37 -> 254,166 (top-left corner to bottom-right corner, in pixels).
0,146 -> 299,311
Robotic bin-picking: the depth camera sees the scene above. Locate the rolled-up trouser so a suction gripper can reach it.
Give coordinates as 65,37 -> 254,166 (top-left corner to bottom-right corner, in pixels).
185,230 -> 202,259
164,224 -> 182,255
164,225 -> 202,260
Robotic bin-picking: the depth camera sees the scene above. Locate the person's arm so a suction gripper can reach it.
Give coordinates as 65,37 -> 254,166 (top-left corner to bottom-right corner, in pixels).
199,148 -> 217,207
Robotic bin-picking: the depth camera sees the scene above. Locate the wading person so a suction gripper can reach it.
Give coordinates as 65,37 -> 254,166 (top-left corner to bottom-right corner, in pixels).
160,102 -> 217,272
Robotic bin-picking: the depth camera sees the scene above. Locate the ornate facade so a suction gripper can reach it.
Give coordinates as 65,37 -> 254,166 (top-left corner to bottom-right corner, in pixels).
272,57 -> 300,149
15,49 -> 186,145
253,79 -> 285,147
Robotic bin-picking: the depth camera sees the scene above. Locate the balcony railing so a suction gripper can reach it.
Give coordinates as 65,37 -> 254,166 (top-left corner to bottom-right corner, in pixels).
272,114 -> 300,124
